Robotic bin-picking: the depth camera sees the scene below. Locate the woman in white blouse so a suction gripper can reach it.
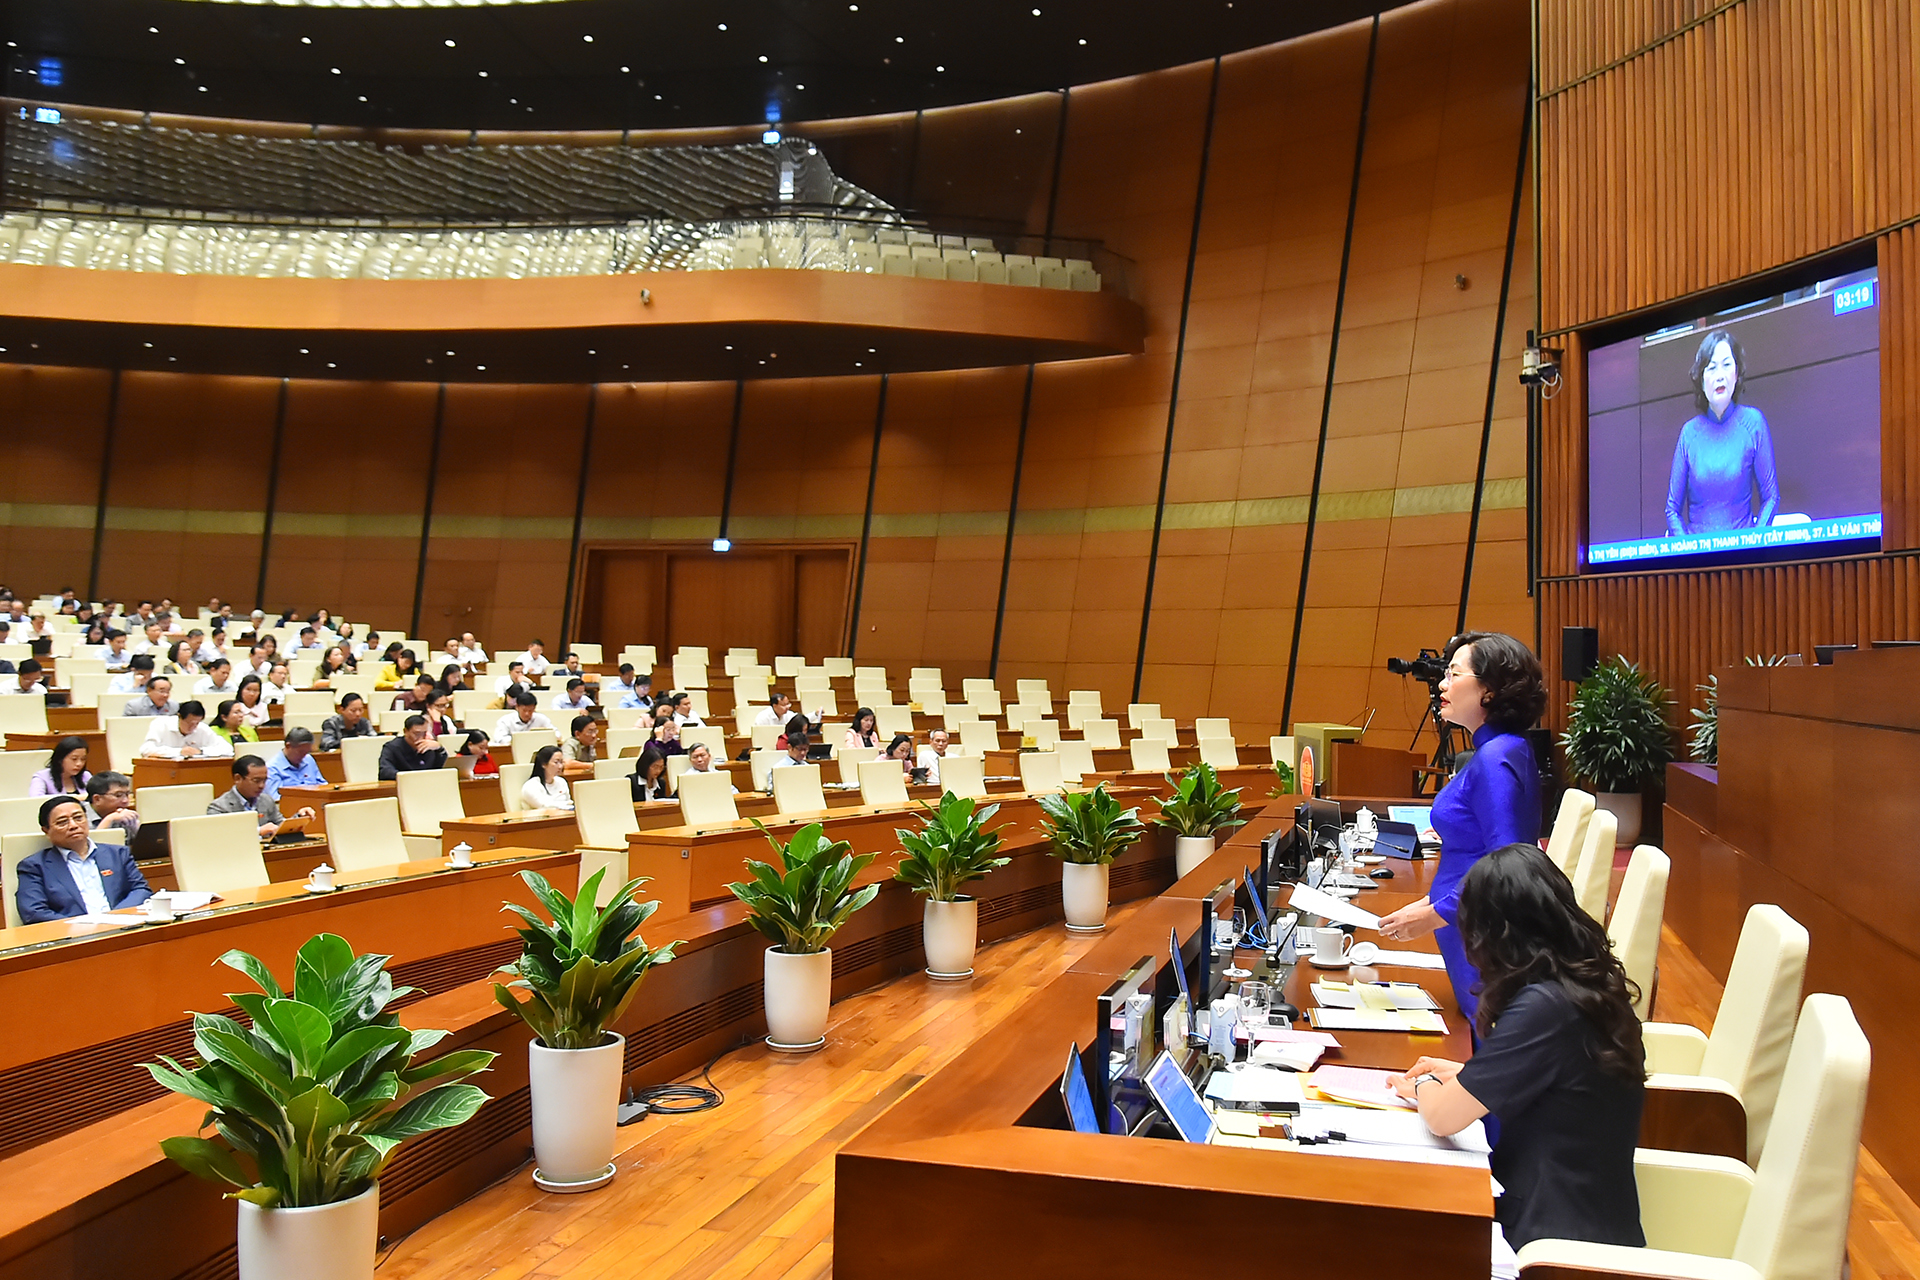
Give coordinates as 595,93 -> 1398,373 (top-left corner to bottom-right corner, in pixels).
521,744 -> 574,812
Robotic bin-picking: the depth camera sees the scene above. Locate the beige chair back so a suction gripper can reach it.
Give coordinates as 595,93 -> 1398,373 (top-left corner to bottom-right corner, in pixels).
678,724 -> 725,753
1076,718 -> 1118,750
773,655 -> 803,677
1194,717 -> 1232,741
0,751 -> 42,800
670,657 -> 708,691
2,831 -> 52,927
1704,905 -> 1811,1164
605,727 -> 652,757
324,797 -> 415,872
1015,679 -> 1051,706
136,783 -> 216,822
1139,716 -> 1180,745
499,762 -> 535,813
284,690 -> 335,716
378,708 -> 415,734
856,759 -> 909,807
1067,688 -> 1102,711
750,723 -> 781,750
340,734 -> 391,784
875,706 -> 914,737
169,812 -> 270,893
594,756 -> 641,780
1198,738 -> 1241,770
1606,844 -> 1669,1020
1003,702 -> 1041,731
1056,739 -> 1096,782
1570,807 -> 1618,921
67,672 -> 113,709
1129,737 -> 1172,773
0,694 -> 48,736
677,771 -> 740,826
99,717 -> 147,776
1027,719 -> 1061,749
574,778 -> 639,849
1127,702 -> 1161,730
770,763 -> 826,815
958,720 -> 999,754
836,744 -> 880,785
1018,751 -> 1064,795
510,727 -> 560,756
0,797 -> 47,837
937,752 -> 987,800
1730,995 -> 1869,1280
750,749 -> 781,791
665,754 -> 695,792
395,769 -> 464,836
822,657 -> 853,678
1544,787 -> 1596,877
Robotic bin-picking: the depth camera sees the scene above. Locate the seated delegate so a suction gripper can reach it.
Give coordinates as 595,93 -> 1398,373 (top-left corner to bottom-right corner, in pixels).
319,693 -> 375,750
1389,843 -> 1645,1254
493,691 -> 556,743
14,796 -> 155,923
208,756 -> 318,839
264,726 -> 324,802
141,701 -> 234,759
378,715 -> 449,779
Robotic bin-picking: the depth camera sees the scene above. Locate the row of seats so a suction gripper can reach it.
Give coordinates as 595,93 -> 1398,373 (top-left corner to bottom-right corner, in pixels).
0,212 -> 1104,290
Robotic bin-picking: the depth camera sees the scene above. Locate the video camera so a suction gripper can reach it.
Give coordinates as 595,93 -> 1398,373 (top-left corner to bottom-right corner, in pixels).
1385,649 -> 1446,684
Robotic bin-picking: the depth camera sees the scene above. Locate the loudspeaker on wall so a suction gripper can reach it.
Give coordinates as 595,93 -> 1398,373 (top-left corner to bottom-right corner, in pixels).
1561,626 -> 1599,682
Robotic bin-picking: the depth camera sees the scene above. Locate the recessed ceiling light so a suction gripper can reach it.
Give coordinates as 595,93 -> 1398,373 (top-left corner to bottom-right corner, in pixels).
446,350 -> 455,355
198,85 -> 208,91
796,83 -> 805,90
326,362 -> 337,368
587,349 -> 595,354
654,93 -> 662,99
478,70 -> 488,76
331,67 -> 341,74
1032,6 -> 1042,13
299,347 -> 308,353
855,361 -> 862,367
477,364 -> 486,370
1078,37 -> 1087,45
444,38 -> 455,47
582,34 -> 593,42
936,64 -> 945,71
717,22 -> 727,30
174,57 -> 185,64
757,54 -> 768,62
149,26 -> 158,33
725,345 -> 733,350
621,65 -> 630,72
145,342 -> 154,348
894,35 -> 904,42
357,95 -> 366,101
301,36 -> 311,44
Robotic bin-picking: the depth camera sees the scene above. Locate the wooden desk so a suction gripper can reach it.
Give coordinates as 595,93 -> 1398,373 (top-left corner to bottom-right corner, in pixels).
439,810 -> 581,855
278,776 -> 507,834
3,729 -> 107,761
835,811 -> 1489,1280
128,756 -> 240,793
46,706 -> 99,734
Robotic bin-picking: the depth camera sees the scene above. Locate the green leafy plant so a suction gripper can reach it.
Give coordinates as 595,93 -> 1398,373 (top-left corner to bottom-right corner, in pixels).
1689,655 -> 1792,765
1267,758 -> 1297,798
1037,784 -> 1146,865
1560,657 -> 1675,793
729,821 -> 880,954
894,792 -> 1011,901
144,934 -> 496,1209
493,868 -> 680,1050
1155,761 -> 1248,838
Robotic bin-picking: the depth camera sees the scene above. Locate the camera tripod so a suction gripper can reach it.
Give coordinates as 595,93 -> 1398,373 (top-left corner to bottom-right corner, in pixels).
1407,677 -> 1463,795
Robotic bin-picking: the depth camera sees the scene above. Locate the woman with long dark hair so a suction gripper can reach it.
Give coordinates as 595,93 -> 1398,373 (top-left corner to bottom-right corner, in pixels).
1377,631 -> 1548,1021
1389,843 -> 1645,1253
29,736 -> 90,797
630,743 -> 673,802
844,707 -> 879,750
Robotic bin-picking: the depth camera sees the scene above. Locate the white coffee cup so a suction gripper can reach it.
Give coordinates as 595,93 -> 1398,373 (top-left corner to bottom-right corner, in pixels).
144,892 -> 175,923
1309,926 -> 1352,964
449,843 -> 474,869
308,863 -> 336,891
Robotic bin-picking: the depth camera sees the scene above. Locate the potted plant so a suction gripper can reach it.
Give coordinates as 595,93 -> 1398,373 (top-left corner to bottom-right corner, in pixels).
1559,656 -> 1674,844
728,821 -> 880,1051
1037,784 -> 1145,932
1266,757 -> 1297,799
144,934 -> 497,1280
1155,761 -> 1249,876
494,868 -> 678,1193
893,792 -> 1011,979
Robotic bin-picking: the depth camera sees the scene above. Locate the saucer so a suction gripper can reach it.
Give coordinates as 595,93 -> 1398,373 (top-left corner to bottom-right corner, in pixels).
1308,955 -> 1352,969
304,883 -> 337,894
1355,855 -> 1386,864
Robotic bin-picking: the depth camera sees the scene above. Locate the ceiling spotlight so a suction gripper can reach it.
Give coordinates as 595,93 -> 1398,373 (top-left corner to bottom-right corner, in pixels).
357,95 -> 366,101
936,64 -> 945,71
1032,6 -> 1042,13
653,93 -> 662,99
717,21 -> 727,29
174,56 -> 185,64
446,350 -> 455,356
331,67 -> 341,74
796,83 -> 805,90
476,364 -> 487,371
298,347 -> 308,353
301,36 -> 311,44
145,342 -> 154,348
1078,37 -> 1087,44
478,70 -> 488,76
725,345 -> 733,350
894,35 -> 904,42
712,537 -> 732,552
582,34 -> 593,41
327,362 -> 337,368
149,26 -> 158,32
198,85 -> 208,91
757,54 -> 768,62
444,38 -> 455,46
621,65 -> 630,72
849,3 -> 858,8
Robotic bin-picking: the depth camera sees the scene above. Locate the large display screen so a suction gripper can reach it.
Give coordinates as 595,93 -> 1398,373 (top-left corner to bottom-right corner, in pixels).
1586,269 -> 1881,568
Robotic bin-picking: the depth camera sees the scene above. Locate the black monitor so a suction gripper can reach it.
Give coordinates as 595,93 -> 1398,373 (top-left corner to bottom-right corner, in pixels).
1814,644 -> 1856,665
1198,876 -> 1236,1001
1094,956 -> 1158,1135
1300,796 -> 1343,839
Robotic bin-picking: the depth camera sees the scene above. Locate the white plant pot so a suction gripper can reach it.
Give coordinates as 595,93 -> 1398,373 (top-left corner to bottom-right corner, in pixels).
1175,835 -> 1216,878
765,946 -> 833,1051
1596,791 -> 1643,846
1060,861 -> 1110,932
528,1033 -> 623,1192
923,897 -> 979,979
236,1182 -> 378,1280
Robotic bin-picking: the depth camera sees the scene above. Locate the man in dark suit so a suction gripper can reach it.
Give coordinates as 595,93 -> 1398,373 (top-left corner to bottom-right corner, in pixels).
14,795 -> 154,923
377,715 -> 448,781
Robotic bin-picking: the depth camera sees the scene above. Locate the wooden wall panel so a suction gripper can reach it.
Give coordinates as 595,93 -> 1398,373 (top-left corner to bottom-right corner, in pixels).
0,365 -> 111,591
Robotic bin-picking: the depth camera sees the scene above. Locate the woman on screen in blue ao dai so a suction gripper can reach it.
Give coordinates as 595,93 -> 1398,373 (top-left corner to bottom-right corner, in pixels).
1375,632 -> 1545,1025
1664,330 -> 1780,535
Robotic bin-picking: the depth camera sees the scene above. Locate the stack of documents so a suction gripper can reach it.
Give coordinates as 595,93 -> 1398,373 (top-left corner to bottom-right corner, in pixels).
1311,980 -> 1438,1011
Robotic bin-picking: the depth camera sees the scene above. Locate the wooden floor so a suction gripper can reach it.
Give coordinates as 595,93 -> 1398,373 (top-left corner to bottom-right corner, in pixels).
380,908 -> 1920,1280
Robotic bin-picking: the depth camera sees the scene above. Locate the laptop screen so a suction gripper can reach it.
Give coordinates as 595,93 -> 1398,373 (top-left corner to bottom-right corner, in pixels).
1060,1042 -> 1101,1135
1143,1050 -> 1216,1144
1169,926 -> 1197,1034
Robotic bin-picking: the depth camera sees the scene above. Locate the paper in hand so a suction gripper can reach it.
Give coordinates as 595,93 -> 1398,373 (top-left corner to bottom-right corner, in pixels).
1286,881 -> 1382,931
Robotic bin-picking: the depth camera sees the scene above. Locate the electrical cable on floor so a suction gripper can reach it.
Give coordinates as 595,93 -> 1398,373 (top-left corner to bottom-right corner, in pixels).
617,1038 -> 739,1126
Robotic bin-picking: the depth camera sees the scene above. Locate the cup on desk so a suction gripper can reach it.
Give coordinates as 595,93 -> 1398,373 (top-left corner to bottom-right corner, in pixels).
144,892 -> 175,923
1308,926 -> 1352,965
308,863 -> 336,892
449,842 -> 474,869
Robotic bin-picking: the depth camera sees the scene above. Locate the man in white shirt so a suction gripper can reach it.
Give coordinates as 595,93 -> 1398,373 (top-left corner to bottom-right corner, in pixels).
916,728 -> 951,787
141,701 -> 233,760
0,660 -> 46,695
667,691 -> 704,727
491,691 -> 555,745
193,658 -> 239,697
516,640 -> 552,677
441,638 -> 468,671
458,632 -> 488,667
754,692 -> 797,728
103,631 -> 132,671
684,742 -> 739,793
493,661 -> 529,697
553,678 -> 594,712
131,620 -> 168,655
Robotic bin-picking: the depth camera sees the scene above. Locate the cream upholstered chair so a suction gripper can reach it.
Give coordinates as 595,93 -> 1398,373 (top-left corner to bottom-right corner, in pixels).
136,783 -> 216,822
665,755 -> 694,792
674,645 -> 711,668
856,759 -> 909,807
1027,719 -> 1061,749
749,749 -> 780,791
67,671 -> 112,709
574,777 -> 638,850
605,728 -> 651,758
958,720 -> 999,754
1545,787 -> 1596,877
1516,994 -> 1869,1280
169,812 -> 270,894
1,830 -> 52,927
961,677 -> 995,702
823,656 -> 853,678
875,706 -> 914,736
1570,807 -> 1619,921
1194,717 -> 1232,741
395,769 -> 463,840
1015,679 -> 1051,706
378,708 -> 415,734
1268,736 -> 1296,773
1643,905 -> 1809,1166
773,654 -> 804,678
770,763 -> 826,815
1018,751 -> 1064,795
677,771 -> 740,826
0,751 -> 41,799
593,756 -> 641,781
1140,716 -> 1180,746
733,674 -> 771,708
1607,844 -> 1670,1020
325,797 -> 439,872
0,693 -> 48,736
835,745 -> 880,785
679,724 -> 725,753
498,762 -> 535,813
1082,718 -> 1122,750
938,752 -> 987,799
340,735 -> 391,784
571,643 -> 603,665
670,656 -> 708,690
1067,689 -> 1102,715
966,690 -> 1002,718
1197,738 -> 1241,770
750,724 -> 781,751
1129,737 -> 1172,773
1065,702 -> 1100,730
510,727 -> 560,756
104,716 -> 153,773
1056,739 -> 1096,783
1003,702 -> 1039,731
1126,702 -> 1160,730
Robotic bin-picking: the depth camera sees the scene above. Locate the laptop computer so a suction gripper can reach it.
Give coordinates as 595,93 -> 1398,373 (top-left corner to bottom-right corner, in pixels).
805,742 -> 834,762
127,818 -> 171,862
1372,820 -> 1421,860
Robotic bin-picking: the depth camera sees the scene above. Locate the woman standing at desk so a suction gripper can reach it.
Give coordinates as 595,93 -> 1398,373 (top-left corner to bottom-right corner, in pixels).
1376,631 -> 1545,1022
